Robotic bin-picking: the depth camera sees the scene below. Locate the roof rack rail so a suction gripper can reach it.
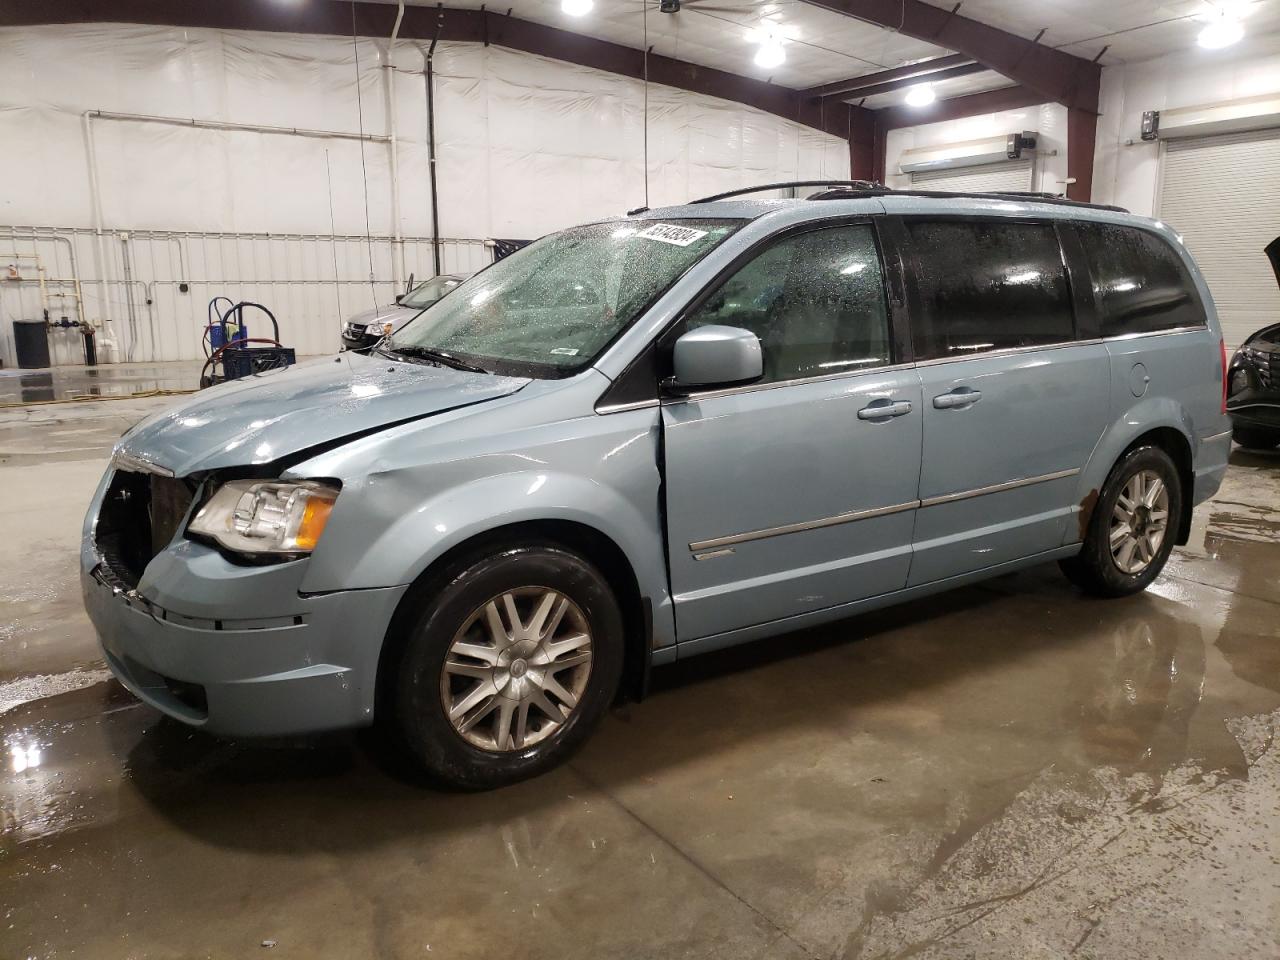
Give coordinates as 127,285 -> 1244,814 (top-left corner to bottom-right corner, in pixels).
805,185 -> 1128,213
688,180 -> 1128,214
690,180 -> 883,204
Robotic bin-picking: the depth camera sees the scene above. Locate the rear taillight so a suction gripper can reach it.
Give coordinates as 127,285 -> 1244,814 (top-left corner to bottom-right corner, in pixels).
1220,338 -> 1228,414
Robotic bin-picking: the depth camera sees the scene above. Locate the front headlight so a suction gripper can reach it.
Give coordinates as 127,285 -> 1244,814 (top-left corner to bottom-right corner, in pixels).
374,320 -> 395,337
188,479 -> 340,555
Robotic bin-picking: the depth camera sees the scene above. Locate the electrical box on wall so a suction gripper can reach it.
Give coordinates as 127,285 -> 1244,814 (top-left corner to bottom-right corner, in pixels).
1141,111 -> 1160,141
1006,131 -> 1038,159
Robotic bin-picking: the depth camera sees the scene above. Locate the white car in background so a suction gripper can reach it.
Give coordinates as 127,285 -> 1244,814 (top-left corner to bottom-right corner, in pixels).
340,274 -> 464,352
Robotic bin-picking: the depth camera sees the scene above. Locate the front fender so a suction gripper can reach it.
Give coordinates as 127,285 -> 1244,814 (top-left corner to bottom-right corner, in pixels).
337,469 -> 663,586
294,404 -> 675,648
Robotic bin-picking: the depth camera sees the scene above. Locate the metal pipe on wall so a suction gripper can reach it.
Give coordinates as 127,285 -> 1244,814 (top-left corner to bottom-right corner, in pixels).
383,0 -> 406,291
118,233 -> 142,360
84,109 -> 392,144
0,223 -> 491,367
81,111 -> 114,331
5,229 -> 86,328
421,7 -> 445,278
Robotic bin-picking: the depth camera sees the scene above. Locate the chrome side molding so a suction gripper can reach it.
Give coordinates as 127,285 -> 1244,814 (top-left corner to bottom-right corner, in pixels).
687,467 -> 1081,553
689,499 -> 919,552
918,468 -> 1080,508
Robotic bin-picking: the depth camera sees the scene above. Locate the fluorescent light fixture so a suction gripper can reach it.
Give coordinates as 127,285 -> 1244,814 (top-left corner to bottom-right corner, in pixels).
1198,14 -> 1244,48
562,0 -> 593,16
754,39 -> 786,69
904,83 -> 936,107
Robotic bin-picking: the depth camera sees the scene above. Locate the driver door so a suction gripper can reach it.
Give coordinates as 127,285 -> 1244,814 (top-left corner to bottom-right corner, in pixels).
661,221 -> 924,642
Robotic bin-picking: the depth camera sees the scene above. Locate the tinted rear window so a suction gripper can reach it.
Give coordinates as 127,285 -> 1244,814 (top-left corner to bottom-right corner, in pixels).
1075,222 -> 1204,336
906,219 -> 1075,360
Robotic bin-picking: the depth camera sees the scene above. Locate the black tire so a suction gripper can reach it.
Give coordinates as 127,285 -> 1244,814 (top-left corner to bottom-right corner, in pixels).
1232,426 -> 1280,450
390,542 -> 624,790
1059,445 -> 1183,598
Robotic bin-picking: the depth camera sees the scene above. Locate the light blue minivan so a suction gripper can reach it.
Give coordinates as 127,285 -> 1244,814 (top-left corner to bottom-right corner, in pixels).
83,183 -> 1233,788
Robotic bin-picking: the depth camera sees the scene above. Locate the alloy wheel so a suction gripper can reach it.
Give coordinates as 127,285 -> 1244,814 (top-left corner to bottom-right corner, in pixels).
1109,469 -> 1170,575
440,587 -> 594,752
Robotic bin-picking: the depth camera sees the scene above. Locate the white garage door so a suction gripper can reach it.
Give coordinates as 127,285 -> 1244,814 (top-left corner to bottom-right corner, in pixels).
1157,128 -> 1280,349
910,158 -> 1034,194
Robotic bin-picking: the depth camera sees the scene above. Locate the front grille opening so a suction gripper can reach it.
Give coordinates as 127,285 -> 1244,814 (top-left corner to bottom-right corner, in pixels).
96,471 -> 196,587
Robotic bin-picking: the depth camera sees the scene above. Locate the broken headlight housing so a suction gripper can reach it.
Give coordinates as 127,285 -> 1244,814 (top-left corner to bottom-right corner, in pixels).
188,479 -> 340,556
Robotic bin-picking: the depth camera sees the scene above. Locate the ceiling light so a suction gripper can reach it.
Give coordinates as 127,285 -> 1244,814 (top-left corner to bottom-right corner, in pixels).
1198,13 -> 1244,49
904,83 -> 936,107
562,0 -> 593,16
754,39 -> 786,69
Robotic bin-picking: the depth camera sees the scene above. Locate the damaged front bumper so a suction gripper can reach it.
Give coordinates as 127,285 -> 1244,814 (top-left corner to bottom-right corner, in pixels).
82,534 -> 407,737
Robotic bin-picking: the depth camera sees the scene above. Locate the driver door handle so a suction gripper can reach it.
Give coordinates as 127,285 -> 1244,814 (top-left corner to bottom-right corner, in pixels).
858,399 -> 913,420
933,388 -> 982,409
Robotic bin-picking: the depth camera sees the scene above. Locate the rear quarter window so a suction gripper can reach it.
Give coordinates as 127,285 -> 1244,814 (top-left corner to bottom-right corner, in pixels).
1074,222 -> 1205,336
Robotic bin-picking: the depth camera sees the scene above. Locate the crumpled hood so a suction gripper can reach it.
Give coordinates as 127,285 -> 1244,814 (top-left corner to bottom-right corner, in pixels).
345,304 -> 416,328
118,353 -> 529,476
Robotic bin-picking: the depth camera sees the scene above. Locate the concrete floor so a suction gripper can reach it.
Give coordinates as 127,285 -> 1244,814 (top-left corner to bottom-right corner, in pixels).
2,366 -> 1279,960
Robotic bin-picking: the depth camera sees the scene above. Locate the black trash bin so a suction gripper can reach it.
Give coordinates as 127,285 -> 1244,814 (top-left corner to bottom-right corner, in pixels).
13,320 -> 51,369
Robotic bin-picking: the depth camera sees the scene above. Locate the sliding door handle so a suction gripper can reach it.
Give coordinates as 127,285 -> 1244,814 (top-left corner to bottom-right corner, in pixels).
933,388 -> 982,409
858,399 -> 913,420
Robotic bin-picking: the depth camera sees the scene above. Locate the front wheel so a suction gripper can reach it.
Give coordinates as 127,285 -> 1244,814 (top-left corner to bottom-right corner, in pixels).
1060,445 -> 1183,597
391,543 -> 624,790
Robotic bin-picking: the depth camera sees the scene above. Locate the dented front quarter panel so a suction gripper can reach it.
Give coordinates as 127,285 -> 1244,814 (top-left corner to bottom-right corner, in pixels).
287,370 -> 677,650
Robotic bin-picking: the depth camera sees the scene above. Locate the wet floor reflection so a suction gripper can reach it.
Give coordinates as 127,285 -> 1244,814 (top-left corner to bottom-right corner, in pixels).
2,557 -> 1277,958
0,362 -> 201,404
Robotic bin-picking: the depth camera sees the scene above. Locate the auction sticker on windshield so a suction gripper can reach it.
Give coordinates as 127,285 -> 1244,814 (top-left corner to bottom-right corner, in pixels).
636,223 -> 709,247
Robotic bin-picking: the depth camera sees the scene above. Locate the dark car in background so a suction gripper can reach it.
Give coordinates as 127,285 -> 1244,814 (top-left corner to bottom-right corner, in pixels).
1225,238 -> 1280,449
340,274 -> 464,352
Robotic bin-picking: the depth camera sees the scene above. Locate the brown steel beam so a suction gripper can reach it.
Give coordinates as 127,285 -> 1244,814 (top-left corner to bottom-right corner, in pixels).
849,108 -> 878,181
797,0 -> 1100,113
819,61 -> 988,102
0,0 -> 876,141
803,53 -> 973,99
1066,107 -> 1098,202
876,85 -> 1045,131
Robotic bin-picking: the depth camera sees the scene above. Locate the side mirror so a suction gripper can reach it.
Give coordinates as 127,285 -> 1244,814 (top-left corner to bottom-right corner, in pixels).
671,325 -> 763,389
394,294 -> 405,304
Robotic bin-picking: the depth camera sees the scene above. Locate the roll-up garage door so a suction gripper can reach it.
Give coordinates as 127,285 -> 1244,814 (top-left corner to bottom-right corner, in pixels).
910,158 -> 1034,194
1157,128 -> 1280,349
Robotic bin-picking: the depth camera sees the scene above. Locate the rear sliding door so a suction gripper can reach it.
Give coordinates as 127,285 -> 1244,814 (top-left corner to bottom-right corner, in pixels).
897,216 -> 1111,586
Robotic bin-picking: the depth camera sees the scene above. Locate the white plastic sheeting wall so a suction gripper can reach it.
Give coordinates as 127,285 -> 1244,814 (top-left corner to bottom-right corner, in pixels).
0,23 -> 847,366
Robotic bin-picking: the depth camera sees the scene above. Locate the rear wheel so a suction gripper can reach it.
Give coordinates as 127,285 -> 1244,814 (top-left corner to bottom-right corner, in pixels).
1232,426 -> 1280,450
392,543 -> 624,790
1060,445 -> 1182,597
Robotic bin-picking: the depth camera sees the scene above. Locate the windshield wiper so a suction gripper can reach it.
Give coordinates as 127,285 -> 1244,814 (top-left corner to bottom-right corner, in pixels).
381,342 -> 489,374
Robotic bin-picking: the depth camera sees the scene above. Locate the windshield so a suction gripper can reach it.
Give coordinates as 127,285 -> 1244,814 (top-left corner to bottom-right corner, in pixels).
384,219 -> 741,376
400,275 -> 461,309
